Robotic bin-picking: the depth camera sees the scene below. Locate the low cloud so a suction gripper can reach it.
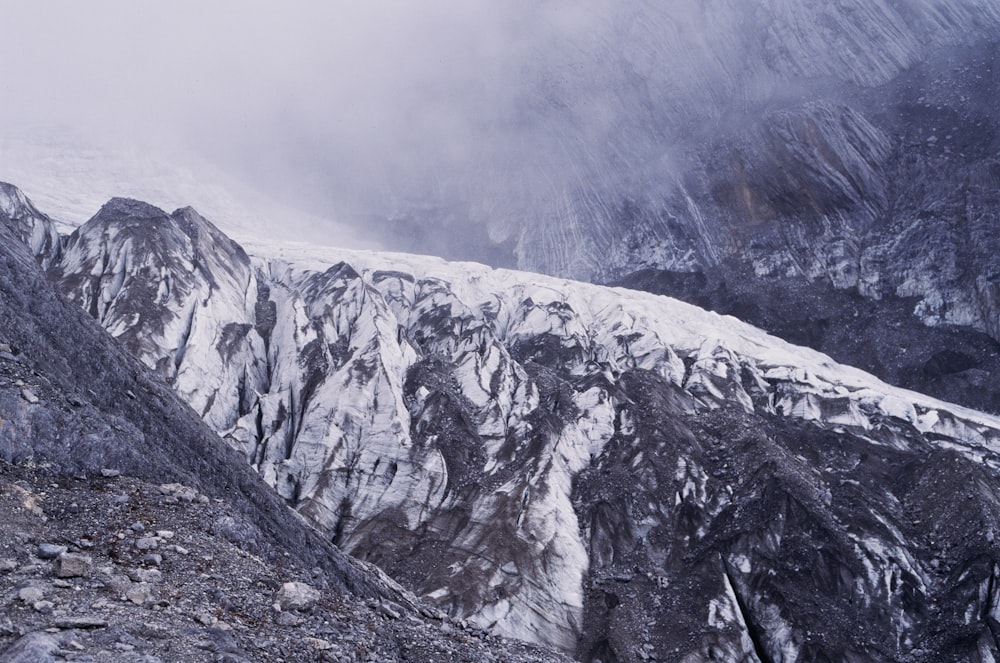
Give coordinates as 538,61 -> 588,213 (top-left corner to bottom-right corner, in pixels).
2,1 -> 994,253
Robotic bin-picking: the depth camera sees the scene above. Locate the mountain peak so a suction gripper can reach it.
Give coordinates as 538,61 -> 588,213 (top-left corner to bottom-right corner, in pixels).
95,197 -> 170,221
78,198 -> 246,265
0,181 -> 34,217
0,181 -> 23,197
0,181 -> 61,268
171,205 -> 229,242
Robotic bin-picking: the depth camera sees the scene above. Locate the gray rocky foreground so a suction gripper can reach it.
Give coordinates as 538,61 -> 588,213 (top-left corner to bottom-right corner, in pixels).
0,465 -> 567,662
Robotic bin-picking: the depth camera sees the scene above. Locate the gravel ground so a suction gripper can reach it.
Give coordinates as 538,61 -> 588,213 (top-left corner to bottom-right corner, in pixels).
0,460 -> 568,663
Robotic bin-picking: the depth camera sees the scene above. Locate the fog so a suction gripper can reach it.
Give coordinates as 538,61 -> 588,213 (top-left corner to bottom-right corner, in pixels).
0,2 -> 740,229
1,0 -> 996,256
1,2 -> 568,223
0,1 -> 545,241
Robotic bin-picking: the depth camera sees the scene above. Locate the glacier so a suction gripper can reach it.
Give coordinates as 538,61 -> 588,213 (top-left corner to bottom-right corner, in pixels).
3,182 -> 1000,660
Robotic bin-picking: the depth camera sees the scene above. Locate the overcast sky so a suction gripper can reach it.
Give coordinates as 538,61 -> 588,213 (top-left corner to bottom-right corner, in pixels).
1,2 -> 518,132
0,1 -> 574,219
2,1 -> 992,252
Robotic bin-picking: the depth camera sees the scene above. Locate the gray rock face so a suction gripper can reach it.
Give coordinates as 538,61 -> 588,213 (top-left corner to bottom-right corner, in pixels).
362,3 -> 1000,351
34,191 -> 1000,660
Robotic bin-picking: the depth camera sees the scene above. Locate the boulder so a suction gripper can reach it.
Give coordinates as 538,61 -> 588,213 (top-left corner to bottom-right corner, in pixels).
53,553 -> 92,579
274,582 -> 320,612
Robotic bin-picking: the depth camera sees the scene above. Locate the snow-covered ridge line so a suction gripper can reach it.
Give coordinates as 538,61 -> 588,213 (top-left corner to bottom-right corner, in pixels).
245,239 -> 1000,450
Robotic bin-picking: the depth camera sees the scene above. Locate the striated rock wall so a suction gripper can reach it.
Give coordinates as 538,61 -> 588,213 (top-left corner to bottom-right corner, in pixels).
362,2 -> 1000,347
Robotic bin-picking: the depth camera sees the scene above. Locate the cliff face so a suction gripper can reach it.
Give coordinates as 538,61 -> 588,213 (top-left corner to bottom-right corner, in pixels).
0,181 -> 62,269
543,43 -> 1000,339
25,185 -> 1000,661
362,2 -> 1000,349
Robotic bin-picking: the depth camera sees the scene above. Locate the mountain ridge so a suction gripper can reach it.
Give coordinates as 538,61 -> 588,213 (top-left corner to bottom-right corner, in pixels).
8,182 -> 1000,660
0,183 -> 571,662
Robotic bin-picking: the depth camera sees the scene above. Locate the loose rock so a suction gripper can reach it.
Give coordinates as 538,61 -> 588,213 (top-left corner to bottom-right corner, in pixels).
135,537 -> 158,551
195,610 -> 217,626
125,583 -> 154,605
378,601 -> 403,620
274,611 -> 303,626
141,553 -> 163,566
158,483 -> 199,503
107,575 -> 132,597
129,568 -> 162,584
32,600 -> 54,614
274,581 -> 320,612
0,631 -> 61,663
18,586 -> 45,603
0,618 -> 18,637
53,552 -> 92,578
53,616 -> 108,630
305,637 -> 333,650
36,544 -> 66,560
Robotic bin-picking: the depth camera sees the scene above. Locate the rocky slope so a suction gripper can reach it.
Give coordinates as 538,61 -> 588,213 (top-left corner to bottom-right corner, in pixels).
19,183 -> 1000,661
0,186 -> 566,662
0,463 -> 566,663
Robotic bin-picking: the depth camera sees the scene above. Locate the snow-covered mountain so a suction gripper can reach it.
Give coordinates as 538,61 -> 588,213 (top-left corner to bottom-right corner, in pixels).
11,1 -> 1000,418
8,182 -> 1000,660
0,182 -> 571,663
10,2 -> 1000,350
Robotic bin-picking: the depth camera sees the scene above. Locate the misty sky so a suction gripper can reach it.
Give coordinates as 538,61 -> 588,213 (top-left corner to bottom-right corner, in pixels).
2,0 -> 996,252
2,1 -> 727,231
0,1 -> 576,222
